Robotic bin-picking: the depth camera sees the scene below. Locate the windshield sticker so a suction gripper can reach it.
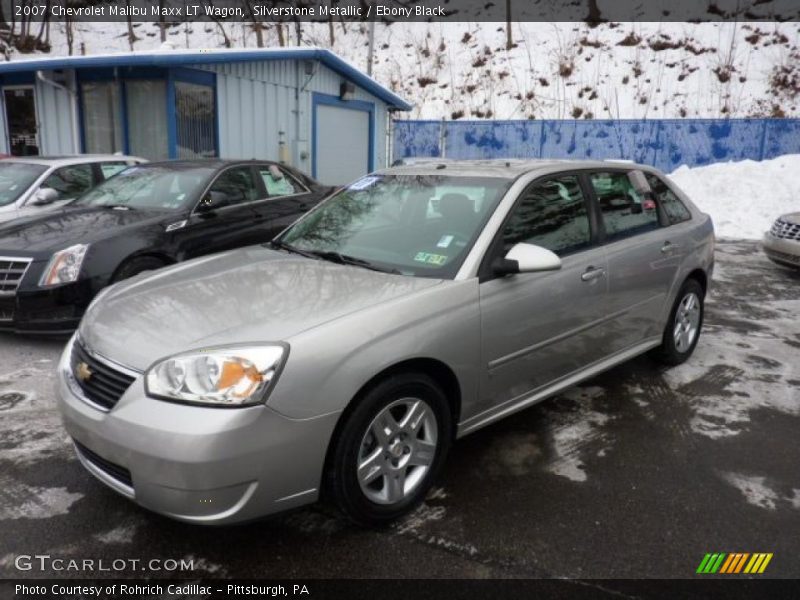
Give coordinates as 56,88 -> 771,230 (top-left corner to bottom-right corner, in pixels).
437,234 -> 454,248
414,252 -> 448,266
348,176 -> 380,191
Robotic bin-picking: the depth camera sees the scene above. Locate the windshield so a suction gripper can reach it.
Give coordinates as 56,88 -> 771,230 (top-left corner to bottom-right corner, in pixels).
279,174 -> 511,278
74,165 -> 215,210
0,162 -> 47,207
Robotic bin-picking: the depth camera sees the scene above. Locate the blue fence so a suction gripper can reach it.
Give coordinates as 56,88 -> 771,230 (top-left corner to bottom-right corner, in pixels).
392,119 -> 800,172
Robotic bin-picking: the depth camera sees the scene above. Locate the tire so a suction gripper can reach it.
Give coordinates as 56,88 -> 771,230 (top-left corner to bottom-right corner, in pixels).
112,256 -> 167,283
326,372 -> 452,526
651,278 -> 705,366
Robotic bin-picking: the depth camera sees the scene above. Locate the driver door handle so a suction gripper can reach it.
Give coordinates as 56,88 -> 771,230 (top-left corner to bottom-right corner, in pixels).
581,266 -> 606,282
661,241 -> 680,254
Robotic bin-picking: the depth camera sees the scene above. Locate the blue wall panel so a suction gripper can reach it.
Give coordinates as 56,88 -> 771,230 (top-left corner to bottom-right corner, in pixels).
394,119 -> 800,171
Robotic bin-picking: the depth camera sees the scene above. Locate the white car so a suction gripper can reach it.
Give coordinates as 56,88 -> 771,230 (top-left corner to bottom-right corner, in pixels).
0,155 -> 145,224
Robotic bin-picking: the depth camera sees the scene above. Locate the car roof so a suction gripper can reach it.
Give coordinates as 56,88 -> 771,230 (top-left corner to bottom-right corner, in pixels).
1,155 -> 144,166
377,158 -> 656,179
140,159 -> 283,170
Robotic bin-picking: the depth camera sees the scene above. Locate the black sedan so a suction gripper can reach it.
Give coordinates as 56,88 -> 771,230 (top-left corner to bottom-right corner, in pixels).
0,159 -> 332,334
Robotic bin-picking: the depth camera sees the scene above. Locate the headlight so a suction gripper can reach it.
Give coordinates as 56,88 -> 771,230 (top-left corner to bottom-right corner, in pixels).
39,244 -> 89,287
145,345 -> 288,407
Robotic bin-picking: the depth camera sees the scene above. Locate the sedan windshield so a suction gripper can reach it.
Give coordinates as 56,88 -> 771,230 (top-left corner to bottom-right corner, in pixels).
74,165 -> 215,210
279,174 -> 511,278
0,162 -> 48,207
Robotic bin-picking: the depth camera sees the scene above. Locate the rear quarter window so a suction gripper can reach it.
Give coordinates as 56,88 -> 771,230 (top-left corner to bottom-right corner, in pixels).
645,173 -> 692,225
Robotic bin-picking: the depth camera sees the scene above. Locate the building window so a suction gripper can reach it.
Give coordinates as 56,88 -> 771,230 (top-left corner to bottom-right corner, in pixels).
81,82 -> 122,154
125,80 -> 169,160
175,81 -> 216,158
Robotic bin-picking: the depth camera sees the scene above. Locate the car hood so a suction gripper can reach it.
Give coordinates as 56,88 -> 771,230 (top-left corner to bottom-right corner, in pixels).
0,206 -> 170,257
80,246 -> 443,371
0,199 -> 71,225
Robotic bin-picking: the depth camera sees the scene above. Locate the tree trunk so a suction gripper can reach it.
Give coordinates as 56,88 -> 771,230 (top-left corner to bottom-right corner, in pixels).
158,0 -> 166,42
505,0 -> 513,49
276,23 -> 285,47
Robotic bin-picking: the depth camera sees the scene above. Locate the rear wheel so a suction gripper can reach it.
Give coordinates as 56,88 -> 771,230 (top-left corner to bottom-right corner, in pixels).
326,373 -> 452,526
112,256 -> 167,283
651,278 -> 704,366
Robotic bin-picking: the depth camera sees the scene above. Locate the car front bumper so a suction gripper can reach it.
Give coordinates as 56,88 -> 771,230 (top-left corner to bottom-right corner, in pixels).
0,275 -> 98,335
56,336 -> 340,524
762,233 -> 800,268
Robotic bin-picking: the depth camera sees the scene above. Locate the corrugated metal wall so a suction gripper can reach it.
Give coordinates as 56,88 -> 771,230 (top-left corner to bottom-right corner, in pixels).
393,119 -> 800,172
199,60 -> 388,174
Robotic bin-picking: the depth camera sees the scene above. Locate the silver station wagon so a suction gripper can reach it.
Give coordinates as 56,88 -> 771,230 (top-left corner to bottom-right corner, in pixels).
57,159 -> 714,525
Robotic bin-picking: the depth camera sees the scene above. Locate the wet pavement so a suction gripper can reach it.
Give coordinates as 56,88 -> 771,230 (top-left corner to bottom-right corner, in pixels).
0,241 -> 798,580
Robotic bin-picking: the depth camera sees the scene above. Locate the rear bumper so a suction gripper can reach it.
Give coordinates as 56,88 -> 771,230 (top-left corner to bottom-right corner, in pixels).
762,233 -> 800,268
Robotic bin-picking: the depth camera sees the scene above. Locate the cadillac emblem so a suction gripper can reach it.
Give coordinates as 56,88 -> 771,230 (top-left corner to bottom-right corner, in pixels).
76,361 -> 93,383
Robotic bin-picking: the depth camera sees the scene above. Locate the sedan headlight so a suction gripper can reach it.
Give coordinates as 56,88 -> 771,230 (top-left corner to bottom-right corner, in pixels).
39,244 -> 89,287
145,345 -> 288,407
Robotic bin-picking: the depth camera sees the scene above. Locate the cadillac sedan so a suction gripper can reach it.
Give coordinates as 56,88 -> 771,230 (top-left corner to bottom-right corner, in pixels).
57,159 -> 714,525
0,159 -> 330,333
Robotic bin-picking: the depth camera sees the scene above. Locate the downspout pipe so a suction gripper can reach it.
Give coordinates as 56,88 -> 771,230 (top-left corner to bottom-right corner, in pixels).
36,70 -> 81,154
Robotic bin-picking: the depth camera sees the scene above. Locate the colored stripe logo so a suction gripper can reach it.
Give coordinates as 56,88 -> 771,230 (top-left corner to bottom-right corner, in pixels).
696,553 -> 773,574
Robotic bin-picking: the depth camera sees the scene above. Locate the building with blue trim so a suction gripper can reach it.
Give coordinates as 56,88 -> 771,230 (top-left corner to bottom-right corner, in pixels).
0,47 -> 412,184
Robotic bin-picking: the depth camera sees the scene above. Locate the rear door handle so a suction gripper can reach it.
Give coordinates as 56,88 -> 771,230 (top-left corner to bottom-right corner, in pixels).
581,266 -> 606,282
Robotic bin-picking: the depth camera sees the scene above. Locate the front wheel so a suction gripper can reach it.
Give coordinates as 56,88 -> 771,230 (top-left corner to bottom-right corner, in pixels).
326,373 -> 452,526
651,278 -> 705,366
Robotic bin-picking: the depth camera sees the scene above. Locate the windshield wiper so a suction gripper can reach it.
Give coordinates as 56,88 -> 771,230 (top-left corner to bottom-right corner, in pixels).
267,239 -> 319,259
306,250 -> 401,274
100,203 -> 135,211
268,241 -> 400,274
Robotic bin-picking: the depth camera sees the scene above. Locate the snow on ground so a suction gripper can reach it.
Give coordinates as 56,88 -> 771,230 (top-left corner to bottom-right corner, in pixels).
669,154 -> 800,239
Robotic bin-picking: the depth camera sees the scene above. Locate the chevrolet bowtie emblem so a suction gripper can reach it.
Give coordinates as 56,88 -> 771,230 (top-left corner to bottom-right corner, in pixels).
76,361 -> 93,383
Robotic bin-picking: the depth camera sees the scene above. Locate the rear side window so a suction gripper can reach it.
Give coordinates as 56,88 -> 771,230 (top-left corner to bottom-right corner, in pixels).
590,171 -> 659,240
645,173 -> 691,225
41,164 -> 94,199
500,175 -> 591,256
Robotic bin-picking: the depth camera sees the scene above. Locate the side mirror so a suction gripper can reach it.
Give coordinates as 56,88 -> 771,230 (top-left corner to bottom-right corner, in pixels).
268,165 -> 285,180
197,190 -> 228,213
32,187 -> 59,206
493,243 -> 562,276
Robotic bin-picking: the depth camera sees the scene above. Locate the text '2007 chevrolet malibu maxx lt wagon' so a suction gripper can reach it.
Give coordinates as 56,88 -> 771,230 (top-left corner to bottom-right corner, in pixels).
57,159 -> 714,525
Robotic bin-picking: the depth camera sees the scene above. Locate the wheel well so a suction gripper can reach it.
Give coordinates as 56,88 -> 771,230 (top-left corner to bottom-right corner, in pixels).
111,253 -> 174,282
686,268 -> 708,296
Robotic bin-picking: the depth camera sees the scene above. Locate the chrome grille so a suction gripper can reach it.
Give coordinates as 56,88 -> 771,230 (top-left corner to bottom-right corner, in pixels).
70,341 -> 136,411
771,218 -> 800,241
0,256 -> 32,296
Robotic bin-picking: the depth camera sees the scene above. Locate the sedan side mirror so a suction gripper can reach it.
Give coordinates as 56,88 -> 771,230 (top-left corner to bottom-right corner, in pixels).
197,190 -> 229,213
32,187 -> 60,206
494,243 -> 562,275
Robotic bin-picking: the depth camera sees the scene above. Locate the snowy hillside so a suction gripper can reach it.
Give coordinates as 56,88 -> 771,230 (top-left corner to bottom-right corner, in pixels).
6,21 -> 800,120
669,154 -> 799,240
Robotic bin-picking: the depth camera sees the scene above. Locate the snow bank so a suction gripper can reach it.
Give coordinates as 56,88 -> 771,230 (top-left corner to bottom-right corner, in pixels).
669,155 -> 800,240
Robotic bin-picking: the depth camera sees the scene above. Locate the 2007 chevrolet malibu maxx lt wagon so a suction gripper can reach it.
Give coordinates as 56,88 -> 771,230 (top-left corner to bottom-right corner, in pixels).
57,159 -> 714,525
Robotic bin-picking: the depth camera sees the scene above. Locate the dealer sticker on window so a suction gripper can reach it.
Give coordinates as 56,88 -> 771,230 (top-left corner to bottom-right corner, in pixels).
348,176 -> 381,191
414,252 -> 448,266
437,234 -> 454,248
